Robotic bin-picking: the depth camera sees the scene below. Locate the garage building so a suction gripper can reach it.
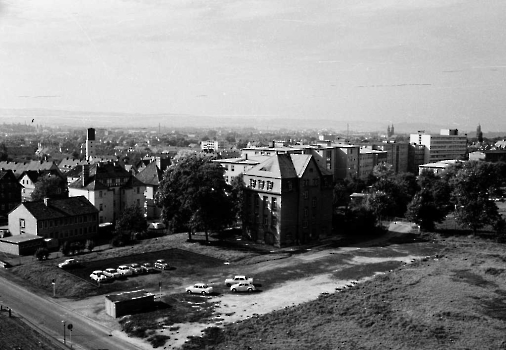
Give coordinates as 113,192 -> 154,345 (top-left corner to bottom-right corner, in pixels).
105,290 -> 155,318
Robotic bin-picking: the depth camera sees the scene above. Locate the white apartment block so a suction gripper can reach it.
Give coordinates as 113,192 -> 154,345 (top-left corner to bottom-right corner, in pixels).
410,129 -> 467,163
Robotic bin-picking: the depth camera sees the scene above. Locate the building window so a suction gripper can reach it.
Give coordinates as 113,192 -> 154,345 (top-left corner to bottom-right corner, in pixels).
271,215 -> 277,227
250,179 -> 257,188
99,203 -> 103,211
304,208 -> 308,217
259,180 -> 265,189
303,220 -> 308,228
312,197 -> 317,207
137,199 -> 140,207
137,187 -> 140,194
313,179 -> 319,186
288,181 -> 293,191
99,191 -> 102,198
271,198 -> 277,211
303,191 -> 308,199
263,214 -> 268,226
263,196 -> 268,209
231,165 -> 235,171
267,181 -> 273,190
19,219 -> 25,228
303,179 -> 309,187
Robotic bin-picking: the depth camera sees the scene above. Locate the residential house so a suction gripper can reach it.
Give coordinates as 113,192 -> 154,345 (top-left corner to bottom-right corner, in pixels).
213,154 -> 270,184
134,157 -> 170,219
0,160 -> 60,179
243,153 -> 333,247
68,162 -> 146,223
18,169 -> 68,202
8,196 -> 99,242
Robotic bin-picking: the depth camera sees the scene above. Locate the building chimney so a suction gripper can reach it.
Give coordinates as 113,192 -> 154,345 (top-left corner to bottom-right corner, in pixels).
44,197 -> 50,206
82,164 -> 90,186
156,157 -> 161,170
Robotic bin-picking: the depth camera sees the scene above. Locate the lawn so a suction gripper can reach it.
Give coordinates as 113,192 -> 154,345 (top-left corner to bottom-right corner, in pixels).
181,235 -> 506,350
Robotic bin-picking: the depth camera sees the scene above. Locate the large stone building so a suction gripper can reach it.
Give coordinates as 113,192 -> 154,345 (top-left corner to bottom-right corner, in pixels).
8,196 -> 99,242
68,163 -> 146,223
242,153 -> 333,247
410,129 -> 467,163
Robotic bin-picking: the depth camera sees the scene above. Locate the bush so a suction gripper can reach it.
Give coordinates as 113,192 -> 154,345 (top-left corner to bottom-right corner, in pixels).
60,241 -> 71,256
34,247 -> 49,261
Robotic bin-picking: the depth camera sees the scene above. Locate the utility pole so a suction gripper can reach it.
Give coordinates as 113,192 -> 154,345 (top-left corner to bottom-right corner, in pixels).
159,281 -> 162,299
52,279 -> 56,297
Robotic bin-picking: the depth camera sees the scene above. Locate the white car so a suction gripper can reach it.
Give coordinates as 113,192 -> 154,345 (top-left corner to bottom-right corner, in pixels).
225,275 -> 254,287
90,270 -> 110,283
141,262 -> 155,273
103,268 -> 121,279
129,263 -> 144,275
186,283 -> 213,295
117,265 -> 133,276
230,282 -> 256,293
149,222 -> 166,230
58,258 -> 80,269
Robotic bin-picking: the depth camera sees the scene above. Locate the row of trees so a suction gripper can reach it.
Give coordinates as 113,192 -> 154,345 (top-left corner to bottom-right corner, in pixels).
336,161 -> 506,236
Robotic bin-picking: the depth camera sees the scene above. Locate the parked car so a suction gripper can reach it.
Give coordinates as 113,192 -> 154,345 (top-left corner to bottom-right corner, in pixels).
141,262 -> 155,273
58,258 -> 80,269
230,282 -> 256,293
117,265 -> 133,276
186,283 -> 213,295
129,263 -> 145,275
103,268 -> 121,279
154,259 -> 169,270
149,222 -> 166,230
225,275 -> 254,287
90,270 -> 110,283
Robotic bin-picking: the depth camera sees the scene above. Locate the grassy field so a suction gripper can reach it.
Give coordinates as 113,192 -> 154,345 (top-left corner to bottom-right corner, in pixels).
182,235 -> 506,350
0,309 -> 66,350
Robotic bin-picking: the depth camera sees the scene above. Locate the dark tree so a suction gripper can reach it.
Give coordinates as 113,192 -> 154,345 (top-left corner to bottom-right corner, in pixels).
449,161 -> 501,235
31,174 -> 68,201
115,205 -> 147,235
230,174 -> 246,224
155,153 -> 236,242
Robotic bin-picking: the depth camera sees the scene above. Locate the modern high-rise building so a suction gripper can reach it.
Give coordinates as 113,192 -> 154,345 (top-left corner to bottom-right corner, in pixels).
409,129 -> 467,163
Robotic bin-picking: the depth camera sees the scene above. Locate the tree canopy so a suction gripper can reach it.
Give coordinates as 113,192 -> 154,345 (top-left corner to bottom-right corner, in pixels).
31,174 -> 68,201
155,153 -> 236,242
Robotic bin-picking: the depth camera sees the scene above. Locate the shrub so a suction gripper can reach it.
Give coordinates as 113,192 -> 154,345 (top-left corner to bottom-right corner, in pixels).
34,247 -> 49,261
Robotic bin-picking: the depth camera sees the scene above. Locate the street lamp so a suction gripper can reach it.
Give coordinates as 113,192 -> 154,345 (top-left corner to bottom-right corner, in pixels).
62,320 -> 66,344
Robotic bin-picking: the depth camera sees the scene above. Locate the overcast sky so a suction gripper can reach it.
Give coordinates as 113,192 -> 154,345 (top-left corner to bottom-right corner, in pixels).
1,0 -> 506,130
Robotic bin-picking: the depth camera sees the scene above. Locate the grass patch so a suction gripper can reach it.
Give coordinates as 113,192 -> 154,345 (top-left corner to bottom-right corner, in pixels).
119,293 -> 217,347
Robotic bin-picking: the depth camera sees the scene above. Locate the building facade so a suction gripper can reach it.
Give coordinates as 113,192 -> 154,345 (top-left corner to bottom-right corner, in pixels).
8,196 -> 99,242
410,129 -> 467,163
242,153 -> 333,247
68,163 -> 146,223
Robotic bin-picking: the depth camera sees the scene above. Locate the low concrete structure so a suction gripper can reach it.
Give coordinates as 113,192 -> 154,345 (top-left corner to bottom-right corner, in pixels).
0,234 -> 44,256
104,290 -> 155,318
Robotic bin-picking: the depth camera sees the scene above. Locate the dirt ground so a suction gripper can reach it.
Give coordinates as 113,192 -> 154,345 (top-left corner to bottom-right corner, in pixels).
61,235 -> 440,349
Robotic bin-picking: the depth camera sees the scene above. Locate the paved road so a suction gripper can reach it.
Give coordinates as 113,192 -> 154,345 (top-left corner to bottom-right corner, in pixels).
0,273 -> 143,350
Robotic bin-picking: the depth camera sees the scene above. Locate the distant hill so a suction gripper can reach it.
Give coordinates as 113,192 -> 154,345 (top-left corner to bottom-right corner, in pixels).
1,108 -> 502,135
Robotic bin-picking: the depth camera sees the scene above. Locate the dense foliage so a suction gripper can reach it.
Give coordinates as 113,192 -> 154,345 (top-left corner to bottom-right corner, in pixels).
155,153 -> 236,242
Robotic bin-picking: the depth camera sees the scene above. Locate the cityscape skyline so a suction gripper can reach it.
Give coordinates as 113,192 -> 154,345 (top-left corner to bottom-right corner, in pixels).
1,1 -> 506,131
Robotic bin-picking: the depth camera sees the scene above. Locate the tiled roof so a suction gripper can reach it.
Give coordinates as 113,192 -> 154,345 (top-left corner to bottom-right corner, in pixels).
135,162 -> 163,186
21,196 -> 98,219
68,178 -> 109,190
0,160 -> 58,178
245,153 -> 298,179
19,169 -> 66,183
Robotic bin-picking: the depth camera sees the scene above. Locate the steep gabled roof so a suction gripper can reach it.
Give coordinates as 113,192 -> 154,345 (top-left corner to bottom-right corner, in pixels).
68,178 -> 109,190
245,153 -> 298,179
19,169 -> 66,183
135,162 -> 163,186
0,160 -> 59,178
21,196 -> 98,220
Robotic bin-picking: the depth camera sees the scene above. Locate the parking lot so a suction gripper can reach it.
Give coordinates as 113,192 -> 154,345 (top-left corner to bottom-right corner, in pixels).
59,240 -> 442,349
